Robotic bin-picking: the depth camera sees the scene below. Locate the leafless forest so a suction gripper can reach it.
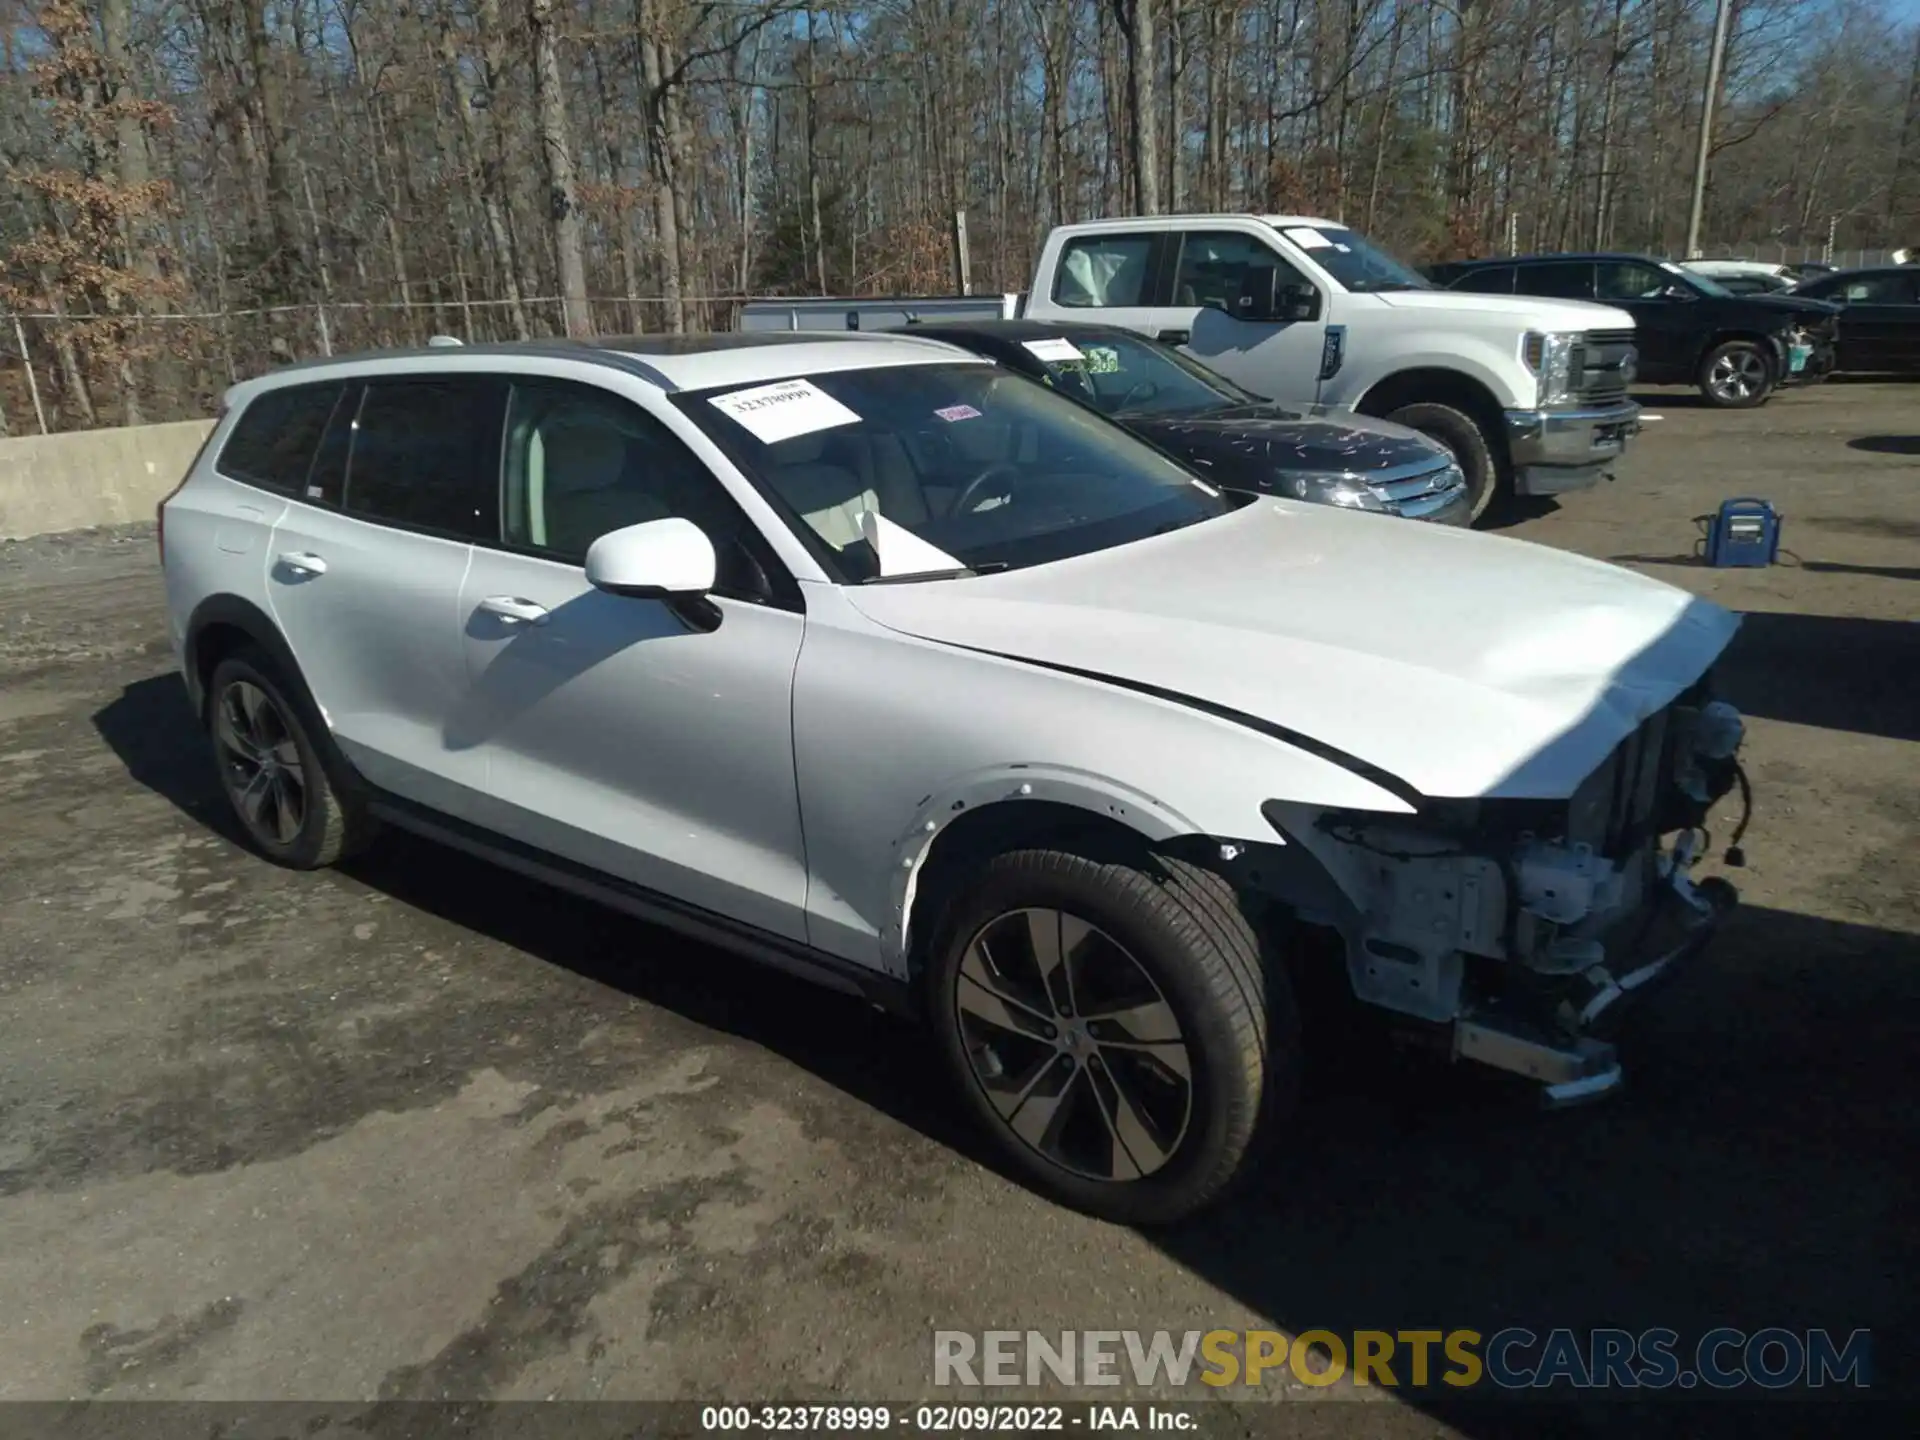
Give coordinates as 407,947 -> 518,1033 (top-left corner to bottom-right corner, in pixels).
3,0 -> 1919,432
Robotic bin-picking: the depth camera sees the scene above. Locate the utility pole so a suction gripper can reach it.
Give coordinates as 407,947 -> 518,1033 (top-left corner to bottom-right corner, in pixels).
1684,0 -> 1733,259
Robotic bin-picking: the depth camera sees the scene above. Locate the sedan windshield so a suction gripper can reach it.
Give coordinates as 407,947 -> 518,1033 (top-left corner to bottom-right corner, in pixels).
1031,331 -> 1267,418
1275,225 -> 1432,292
680,364 -> 1236,583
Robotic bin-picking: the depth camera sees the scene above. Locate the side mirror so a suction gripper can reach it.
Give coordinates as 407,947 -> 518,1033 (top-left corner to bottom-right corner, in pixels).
584,517 -> 717,599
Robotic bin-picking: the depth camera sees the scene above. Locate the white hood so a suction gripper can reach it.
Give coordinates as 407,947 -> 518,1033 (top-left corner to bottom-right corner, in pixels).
843,502 -> 1739,801
1378,289 -> 1635,333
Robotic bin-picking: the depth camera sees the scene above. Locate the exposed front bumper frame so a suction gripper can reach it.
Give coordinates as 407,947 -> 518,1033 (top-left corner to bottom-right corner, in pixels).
1451,862 -> 1737,1104
1502,400 -> 1642,496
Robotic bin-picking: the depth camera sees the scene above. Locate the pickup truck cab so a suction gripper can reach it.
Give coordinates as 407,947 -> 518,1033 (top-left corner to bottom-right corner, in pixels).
1021,216 -> 1643,522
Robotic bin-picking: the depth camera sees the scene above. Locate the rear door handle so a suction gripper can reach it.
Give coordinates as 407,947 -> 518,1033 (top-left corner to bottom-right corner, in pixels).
477,595 -> 550,626
1156,328 -> 1191,345
277,551 -> 328,576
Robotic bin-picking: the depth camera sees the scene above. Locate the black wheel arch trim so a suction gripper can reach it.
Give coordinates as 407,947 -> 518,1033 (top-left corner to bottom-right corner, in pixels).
183,594 -> 304,720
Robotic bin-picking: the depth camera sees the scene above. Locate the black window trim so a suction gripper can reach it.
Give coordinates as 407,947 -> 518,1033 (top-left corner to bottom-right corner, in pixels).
484,374 -> 805,614
212,379 -> 351,498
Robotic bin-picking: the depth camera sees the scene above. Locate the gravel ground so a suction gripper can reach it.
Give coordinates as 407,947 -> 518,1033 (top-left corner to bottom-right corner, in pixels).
0,382 -> 1913,1436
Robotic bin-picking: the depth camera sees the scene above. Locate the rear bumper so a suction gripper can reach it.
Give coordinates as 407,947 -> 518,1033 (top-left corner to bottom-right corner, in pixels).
1502,400 -> 1641,495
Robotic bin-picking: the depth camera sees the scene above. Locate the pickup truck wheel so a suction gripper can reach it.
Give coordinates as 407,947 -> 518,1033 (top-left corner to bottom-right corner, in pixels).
1699,341 -> 1774,408
926,845 -> 1297,1226
206,649 -> 373,869
1382,401 -> 1501,524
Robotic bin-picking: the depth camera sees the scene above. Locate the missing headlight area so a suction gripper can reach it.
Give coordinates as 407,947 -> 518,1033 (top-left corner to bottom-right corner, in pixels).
1262,696 -> 1749,1103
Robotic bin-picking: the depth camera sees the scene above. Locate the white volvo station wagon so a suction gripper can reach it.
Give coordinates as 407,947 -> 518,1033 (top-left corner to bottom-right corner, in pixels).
160,332 -> 1751,1224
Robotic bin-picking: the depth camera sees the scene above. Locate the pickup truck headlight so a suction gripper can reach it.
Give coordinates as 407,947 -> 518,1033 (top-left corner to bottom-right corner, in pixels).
1522,330 -> 1581,407
1281,472 -> 1390,512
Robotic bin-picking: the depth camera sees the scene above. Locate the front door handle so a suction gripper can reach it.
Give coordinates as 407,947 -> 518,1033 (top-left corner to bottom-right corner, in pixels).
277,551 -> 328,576
477,595 -> 550,626
1156,328 -> 1191,345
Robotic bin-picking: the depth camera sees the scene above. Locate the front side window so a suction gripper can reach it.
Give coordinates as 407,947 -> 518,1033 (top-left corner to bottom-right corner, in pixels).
1053,234 -> 1158,308
1595,261 -> 1677,301
344,377 -> 504,539
218,383 -> 344,494
1269,225 -> 1431,292
501,378 -> 781,600
1173,231 -> 1307,310
1834,273 -> 1918,304
681,364 -> 1235,583
1032,331 -> 1263,418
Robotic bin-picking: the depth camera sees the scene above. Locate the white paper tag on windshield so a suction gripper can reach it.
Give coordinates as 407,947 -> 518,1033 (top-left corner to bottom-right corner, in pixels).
1283,226 -> 1333,250
1022,338 -> 1085,363
708,378 -> 860,444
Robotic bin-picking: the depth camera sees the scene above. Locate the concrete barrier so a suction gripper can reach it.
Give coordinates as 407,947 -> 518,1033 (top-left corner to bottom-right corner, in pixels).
0,419 -> 217,541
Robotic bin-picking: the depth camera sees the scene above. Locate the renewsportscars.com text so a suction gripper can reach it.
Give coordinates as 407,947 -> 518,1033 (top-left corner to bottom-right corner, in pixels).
933,1327 -> 1872,1392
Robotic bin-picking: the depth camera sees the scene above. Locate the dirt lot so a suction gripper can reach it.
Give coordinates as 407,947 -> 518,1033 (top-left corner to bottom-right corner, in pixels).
0,380 -> 1914,1435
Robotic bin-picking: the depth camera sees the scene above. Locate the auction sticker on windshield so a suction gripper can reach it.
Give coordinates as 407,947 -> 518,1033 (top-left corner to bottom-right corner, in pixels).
1022,338 -> 1084,363
934,404 -> 982,422
1283,226 -> 1333,250
709,378 -> 861,444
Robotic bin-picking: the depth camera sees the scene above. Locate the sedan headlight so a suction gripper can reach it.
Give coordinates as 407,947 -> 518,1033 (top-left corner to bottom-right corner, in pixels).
1522,330 -> 1581,407
1281,472 -> 1390,512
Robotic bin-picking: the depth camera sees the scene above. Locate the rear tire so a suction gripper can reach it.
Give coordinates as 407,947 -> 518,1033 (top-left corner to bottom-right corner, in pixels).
1698,340 -> 1774,408
205,649 -> 373,869
1383,401 -> 1503,525
925,843 -> 1298,1226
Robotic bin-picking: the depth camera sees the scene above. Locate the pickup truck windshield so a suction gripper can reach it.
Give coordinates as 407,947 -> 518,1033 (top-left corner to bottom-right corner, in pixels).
1035,332 -> 1267,418
1277,225 -> 1433,293
680,364 -> 1234,583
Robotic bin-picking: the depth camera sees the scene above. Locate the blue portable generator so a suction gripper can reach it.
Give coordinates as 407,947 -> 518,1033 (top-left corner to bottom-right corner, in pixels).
1704,498 -> 1781,568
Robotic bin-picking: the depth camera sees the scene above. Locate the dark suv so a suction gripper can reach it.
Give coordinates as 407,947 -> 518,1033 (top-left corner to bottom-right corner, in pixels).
1428,254 -> 1840,408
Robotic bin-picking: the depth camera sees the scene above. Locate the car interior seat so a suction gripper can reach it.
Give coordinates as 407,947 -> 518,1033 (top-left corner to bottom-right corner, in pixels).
528,404 -> 670,556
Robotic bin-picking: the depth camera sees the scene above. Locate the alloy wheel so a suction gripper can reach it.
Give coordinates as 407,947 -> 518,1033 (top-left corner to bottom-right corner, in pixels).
1707,348 -> 1768,403
954,907 -> 1194,1183
215,680 -> 308,847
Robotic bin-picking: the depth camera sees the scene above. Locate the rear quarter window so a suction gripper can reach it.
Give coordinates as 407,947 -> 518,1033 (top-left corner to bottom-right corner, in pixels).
216,383 -> 345,493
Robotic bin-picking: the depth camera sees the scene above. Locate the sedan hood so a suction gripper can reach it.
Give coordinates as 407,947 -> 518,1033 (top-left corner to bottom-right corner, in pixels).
844,502 -> 1740,802
1120,406 -> 1448,484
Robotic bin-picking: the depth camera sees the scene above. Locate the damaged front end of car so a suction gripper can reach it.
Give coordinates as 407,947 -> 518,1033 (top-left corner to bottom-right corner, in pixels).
1253,682 -> 1751,1104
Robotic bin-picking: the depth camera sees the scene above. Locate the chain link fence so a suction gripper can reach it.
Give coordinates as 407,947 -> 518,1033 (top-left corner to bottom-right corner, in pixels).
0,295 -> 759,438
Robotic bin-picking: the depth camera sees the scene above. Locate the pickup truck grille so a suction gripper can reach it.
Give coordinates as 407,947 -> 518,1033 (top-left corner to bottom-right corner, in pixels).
1573,330 -> 1637,406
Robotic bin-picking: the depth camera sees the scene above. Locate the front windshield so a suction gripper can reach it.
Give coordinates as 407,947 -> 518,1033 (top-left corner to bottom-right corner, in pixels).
1031,331 -> 1266,418
1660,261 -> 1731,297
1275,224 -> 1432,292
680,364 -> 1235,583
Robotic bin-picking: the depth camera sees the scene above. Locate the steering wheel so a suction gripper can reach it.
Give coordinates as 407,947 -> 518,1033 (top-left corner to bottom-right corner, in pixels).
949,463 -> 1028,518
1111,377 -> 1157,411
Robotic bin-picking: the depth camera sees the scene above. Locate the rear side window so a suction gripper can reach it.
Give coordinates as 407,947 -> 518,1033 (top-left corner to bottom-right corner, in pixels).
217,383 -> 344,493
343,377 -> 505,540
1053,234 -> 1159,307
1453,266 -> 1515,295
1516,262 -> 1595,300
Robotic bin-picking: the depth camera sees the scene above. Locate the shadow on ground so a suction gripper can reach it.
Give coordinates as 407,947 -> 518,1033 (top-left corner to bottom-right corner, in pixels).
1716,612 -> 1920,744
1846,436 -> 1920,456
91,670 -> 1919,1433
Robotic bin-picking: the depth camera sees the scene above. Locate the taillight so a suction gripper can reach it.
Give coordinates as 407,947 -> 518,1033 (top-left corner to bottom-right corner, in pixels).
159,411 -> 223,567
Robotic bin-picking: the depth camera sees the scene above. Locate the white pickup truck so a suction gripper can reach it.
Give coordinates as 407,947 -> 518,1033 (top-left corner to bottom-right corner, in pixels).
1021,216 -> 1642,520
747,217 -> 1644,521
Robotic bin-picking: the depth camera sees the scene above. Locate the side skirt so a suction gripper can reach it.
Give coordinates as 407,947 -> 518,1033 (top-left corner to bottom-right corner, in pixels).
367,793 -> 917,1017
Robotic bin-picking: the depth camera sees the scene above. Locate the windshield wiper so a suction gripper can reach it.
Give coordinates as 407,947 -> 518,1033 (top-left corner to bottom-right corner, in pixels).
860,562 -> 1009,585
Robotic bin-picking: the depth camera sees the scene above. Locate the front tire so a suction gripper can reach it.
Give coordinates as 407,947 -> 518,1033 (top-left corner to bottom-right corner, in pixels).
925,845 -> 1297,1226
1698,340 -> 1774,408
206,649 -> 372,869
1383,401 -> 1503,525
